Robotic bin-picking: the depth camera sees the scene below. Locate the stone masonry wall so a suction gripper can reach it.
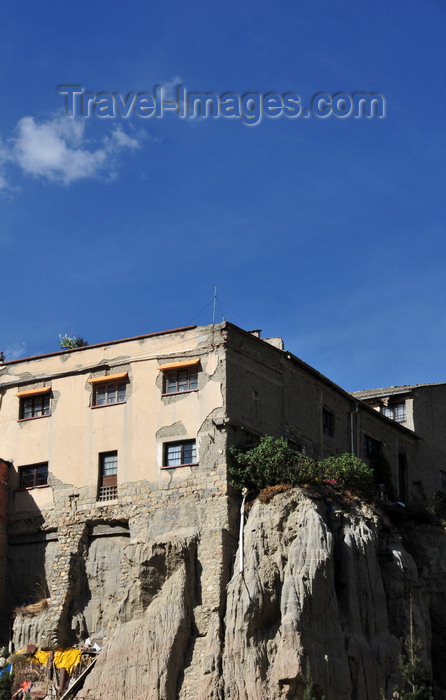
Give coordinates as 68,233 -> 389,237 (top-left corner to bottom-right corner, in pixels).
8,465 -> 236,650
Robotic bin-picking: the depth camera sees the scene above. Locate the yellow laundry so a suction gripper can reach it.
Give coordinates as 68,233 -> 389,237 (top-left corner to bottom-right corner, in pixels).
32,649 -> 50,666
54,648 -> 81,673
30,648 -> 81,674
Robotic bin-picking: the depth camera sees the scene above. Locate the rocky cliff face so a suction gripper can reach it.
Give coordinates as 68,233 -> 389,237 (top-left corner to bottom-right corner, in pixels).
12,488 -> 446,700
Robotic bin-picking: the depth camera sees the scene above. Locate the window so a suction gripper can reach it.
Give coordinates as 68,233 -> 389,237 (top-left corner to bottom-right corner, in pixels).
19,463 -> 49,489
164,368 -> 198,394
98,451 -> 118,501
322,408 -> 335,437
398,453 -> 407,502
18,388 -> 51,420
159,359 -> 200,395
163,440 -> 197,468
382,402 -> 406,422
93,382 -> 126,406
364,435 -> 381,460
88,373 -> 128,407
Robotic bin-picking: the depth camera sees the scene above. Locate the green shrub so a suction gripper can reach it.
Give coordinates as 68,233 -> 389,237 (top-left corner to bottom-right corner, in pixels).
229,436 -> 318,491
0,669 -> 13,700
229,437 -> 373,495
320,453 -> 373,492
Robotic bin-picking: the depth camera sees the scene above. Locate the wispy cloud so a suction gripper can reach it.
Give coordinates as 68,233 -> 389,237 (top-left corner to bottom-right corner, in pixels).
4,342 -> 27,361
0,138 -> 10,190
161,75 -> 182,99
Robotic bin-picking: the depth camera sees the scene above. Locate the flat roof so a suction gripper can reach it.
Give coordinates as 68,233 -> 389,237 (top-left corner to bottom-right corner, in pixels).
352,382 -> 446,399
0,325 -> 197,366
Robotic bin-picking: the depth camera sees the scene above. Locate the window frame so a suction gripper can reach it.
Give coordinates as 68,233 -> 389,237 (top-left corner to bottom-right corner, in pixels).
88,372 -> 128,408
322,408 -> 335,437
163,440 -> 198,468
382,401 -> 406,422
18,391 -> 51,421
92,381 -> 127,408
162,368 -> 199,395
97,451 -> 118,501
18,462 -> 49,490
159,359 -> 200,396
364,434 -> 381,460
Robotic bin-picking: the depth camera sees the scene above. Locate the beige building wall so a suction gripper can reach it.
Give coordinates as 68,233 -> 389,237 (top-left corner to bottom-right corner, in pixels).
0,325 -> 226,515
0,324 -> 235,648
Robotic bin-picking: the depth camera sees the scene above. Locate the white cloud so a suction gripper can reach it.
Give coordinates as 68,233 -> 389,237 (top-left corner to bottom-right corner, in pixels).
9,114 -> 142,185
0,138 -> 9,190
104,128 -> 140,152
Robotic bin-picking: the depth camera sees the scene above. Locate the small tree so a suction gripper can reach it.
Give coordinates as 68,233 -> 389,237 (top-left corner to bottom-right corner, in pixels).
302,660 -> 325,700
394,596 -> 433,700
0,668 -> 13,700
394,637 -> 433,699
303,662 -> 317,700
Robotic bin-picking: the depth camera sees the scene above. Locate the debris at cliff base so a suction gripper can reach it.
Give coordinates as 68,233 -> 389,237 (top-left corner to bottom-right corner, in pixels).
8,645 -> 98,699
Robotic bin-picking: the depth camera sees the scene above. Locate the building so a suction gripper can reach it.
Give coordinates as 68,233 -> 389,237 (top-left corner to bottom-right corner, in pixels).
0,322 -> 439,648
352,383 -> 446,500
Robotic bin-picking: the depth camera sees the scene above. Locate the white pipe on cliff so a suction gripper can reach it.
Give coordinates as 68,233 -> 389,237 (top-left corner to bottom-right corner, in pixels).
228,488 -> 247,584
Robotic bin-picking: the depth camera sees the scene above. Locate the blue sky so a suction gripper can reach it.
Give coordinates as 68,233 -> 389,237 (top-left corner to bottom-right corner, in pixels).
1,1 -> 445,391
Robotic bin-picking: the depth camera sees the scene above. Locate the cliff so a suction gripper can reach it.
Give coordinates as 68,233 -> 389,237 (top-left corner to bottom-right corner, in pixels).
12,487 -> 446,700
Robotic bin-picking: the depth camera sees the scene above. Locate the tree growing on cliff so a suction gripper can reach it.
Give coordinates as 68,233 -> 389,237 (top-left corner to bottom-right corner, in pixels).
394,598 -> 433,700
393,637 -> 433,700
302,661 -> 326,700
0,668 -> 13,700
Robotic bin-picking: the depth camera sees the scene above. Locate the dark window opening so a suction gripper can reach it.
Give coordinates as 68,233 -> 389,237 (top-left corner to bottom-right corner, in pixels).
322,408 -> 335,437
398,453 -> 407,502
364,435 -> 381,460
19,463 -> 49,489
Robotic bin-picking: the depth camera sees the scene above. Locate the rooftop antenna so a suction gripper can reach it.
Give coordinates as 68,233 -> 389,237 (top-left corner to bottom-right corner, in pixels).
212,286 -> 217,325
